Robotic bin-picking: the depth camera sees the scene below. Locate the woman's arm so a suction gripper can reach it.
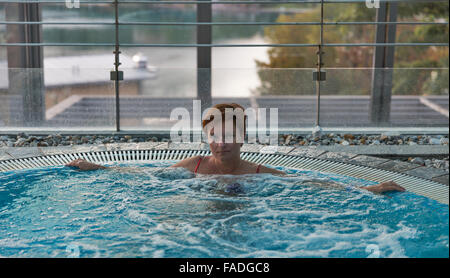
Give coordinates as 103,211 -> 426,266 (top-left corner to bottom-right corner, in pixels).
66,156 -> 199,173
363,181 -> 406,194
65,158 -> 145,173
302,179 -> 405,194
66,159 -> 107,171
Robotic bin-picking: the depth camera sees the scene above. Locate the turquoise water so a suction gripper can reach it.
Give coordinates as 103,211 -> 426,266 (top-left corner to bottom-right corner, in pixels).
0,161 -> 448,258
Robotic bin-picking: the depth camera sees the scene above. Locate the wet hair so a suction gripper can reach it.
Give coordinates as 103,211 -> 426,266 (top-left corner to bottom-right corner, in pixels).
202,103 -> 247,136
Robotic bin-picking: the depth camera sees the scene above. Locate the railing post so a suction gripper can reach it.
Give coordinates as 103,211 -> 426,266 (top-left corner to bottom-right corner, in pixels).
313,0 -> 325,134
110,0 -> 122,132
197,0 -> 212,114
370,1 -> 398,126
5,2 -> 45,127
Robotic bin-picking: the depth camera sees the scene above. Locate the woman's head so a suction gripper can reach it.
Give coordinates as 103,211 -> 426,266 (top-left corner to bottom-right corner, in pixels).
202,103 -> 247,160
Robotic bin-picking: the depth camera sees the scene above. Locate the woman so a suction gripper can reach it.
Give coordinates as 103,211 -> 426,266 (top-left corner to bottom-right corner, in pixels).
169,103 -> 284,176
66,103 -> 405,194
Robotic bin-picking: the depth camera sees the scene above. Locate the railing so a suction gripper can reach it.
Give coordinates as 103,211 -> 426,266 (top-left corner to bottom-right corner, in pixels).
0,0 -> 448,132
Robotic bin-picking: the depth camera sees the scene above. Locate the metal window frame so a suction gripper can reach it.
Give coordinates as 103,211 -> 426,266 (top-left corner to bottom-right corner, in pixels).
0,0 -> 448,3
0,0 -> 448,132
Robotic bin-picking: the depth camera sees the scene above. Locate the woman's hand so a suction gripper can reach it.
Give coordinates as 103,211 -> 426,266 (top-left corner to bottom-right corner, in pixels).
364,181 -> 406,194
65,158 -> 106,171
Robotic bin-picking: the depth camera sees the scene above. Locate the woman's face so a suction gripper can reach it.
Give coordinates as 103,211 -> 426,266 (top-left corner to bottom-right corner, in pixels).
207,124 -> 242,161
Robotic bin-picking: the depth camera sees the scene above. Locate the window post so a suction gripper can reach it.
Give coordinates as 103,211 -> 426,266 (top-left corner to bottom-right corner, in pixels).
370,1 -> 398,125
6,2 -> 45,127
197,0 -> 212,114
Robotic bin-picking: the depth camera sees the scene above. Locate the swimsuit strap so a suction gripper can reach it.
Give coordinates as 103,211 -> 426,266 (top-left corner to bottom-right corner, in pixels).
256,164 -> 261,173
194,156 -> 203,173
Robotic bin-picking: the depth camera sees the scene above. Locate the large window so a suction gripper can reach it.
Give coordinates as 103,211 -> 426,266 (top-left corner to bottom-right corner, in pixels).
0,0 -> 448,131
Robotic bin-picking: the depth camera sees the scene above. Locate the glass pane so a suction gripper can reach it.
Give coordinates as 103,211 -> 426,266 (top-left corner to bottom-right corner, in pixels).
117,68 -> 316,131
0,67 -> 116,130
0,0 -> 448,133
319,68 -> 449,128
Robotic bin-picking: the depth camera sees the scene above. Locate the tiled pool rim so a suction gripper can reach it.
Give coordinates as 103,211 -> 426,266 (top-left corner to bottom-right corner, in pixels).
0,142 -> 448,205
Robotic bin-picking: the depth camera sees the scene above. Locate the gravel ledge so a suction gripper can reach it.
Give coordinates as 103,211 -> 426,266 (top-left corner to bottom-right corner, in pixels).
0,142 -> 448,186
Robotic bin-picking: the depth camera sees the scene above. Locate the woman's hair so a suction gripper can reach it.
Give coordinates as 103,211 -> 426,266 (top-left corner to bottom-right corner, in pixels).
202,103 -> 247,135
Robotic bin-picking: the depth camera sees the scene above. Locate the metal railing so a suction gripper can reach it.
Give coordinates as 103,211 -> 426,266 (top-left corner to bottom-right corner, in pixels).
0,0 -> 448,131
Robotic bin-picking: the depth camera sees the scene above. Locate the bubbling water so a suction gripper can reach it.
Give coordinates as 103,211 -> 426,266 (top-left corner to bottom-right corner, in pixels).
0,161 -> 448,258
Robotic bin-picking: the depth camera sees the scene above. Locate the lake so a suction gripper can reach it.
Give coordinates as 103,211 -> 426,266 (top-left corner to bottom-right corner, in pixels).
1,5 -> 305,97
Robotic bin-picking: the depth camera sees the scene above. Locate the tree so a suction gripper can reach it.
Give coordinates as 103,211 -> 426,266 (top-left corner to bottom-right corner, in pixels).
255,1 -> 449,96
254,8 -> 339,95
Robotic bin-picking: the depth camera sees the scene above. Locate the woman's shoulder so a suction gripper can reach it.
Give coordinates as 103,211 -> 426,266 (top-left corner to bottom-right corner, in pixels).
169,155 -> 204,171
256,164 -> 286,175
241,160 -> 284,175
